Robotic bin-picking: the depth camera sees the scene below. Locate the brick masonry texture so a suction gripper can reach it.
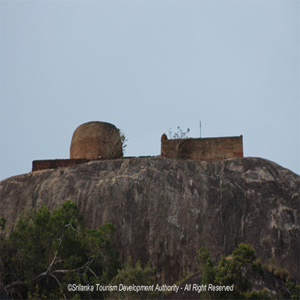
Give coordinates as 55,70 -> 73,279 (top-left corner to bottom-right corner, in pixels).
32,159 -> 90,172
32,120 -> 242,171
161,135 -> 243,161
70,121 -> 122,160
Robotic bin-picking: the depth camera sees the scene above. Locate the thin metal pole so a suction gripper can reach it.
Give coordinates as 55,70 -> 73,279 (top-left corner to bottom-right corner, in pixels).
200,121 -> 201,138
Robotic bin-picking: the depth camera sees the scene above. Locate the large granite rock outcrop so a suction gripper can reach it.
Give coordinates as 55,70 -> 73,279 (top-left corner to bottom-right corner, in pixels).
0,157 -> 299,284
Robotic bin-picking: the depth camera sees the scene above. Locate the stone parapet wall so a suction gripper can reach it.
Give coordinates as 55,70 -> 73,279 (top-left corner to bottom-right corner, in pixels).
32,134 -> 243,171
161,135 -> 243,161
32,159 -> 90,172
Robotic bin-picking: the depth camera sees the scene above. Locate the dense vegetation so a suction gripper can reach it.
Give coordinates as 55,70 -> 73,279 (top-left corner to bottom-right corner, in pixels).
1,201 -> 298,300
197,244 -> 299,299
0,200 -> 120,299
197,243 -> 269,299
0,200 -> 160,300
109,256 -> 160,300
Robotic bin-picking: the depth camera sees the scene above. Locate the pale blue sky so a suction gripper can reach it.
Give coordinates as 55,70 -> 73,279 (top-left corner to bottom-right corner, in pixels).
1,1 -> 299,180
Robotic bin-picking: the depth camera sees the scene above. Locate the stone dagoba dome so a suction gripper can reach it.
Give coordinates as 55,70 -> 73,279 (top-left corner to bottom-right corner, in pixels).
70,121 -> 123,160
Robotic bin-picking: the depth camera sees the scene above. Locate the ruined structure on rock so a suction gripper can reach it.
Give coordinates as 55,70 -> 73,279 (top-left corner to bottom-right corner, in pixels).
32,121 -> 123,171
70,121 -> 123,160
32,121 -> 243,171
161,134 -> 243,161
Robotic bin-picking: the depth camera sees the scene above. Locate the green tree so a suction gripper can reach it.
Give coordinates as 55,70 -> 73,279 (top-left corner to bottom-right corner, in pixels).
108,256 -> 161,300
197,243 -> 268,299
0,200 -> 120,299
287,280 -> 300,299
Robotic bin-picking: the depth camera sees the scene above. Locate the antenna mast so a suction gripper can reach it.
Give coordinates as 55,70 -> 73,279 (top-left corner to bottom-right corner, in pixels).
200,121 -> 201,138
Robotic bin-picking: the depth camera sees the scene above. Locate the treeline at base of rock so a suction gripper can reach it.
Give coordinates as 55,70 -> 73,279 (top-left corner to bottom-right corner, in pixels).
1,201 -> 299,299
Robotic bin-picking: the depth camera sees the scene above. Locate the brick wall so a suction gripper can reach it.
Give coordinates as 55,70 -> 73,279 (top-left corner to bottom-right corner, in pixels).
32,136 -> 243,171
70,122 -> 123,160
32,159 -> 90,172
161,135 -> 243,161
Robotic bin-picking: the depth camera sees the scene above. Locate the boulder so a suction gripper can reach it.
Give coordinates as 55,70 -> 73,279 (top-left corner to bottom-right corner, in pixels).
0,157 -> 299,284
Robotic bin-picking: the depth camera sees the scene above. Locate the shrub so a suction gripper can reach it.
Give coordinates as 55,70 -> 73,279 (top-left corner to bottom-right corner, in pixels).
287,280 -> 300,299
197,243 -> 267,299
274,268 -> 291,281
263,258 -> 291,282
167,126 -> 190,159
108,256 -> 161,299
0,200 -> 120,299
101,128 -> 127,159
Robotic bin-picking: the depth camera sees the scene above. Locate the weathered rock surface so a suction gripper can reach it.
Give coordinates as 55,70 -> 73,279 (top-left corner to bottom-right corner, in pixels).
0,157 -> 299,284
